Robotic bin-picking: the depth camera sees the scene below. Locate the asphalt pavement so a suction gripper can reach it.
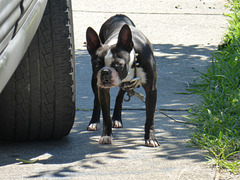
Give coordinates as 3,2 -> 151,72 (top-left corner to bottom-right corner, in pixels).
1,0 -> 239,179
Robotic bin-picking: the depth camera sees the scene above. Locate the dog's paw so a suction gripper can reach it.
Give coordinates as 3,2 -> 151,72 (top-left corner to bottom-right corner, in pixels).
145,139 -> 160,147
112,120 -> 122,128
87,123 -> 100,131
99,136 -> 112,144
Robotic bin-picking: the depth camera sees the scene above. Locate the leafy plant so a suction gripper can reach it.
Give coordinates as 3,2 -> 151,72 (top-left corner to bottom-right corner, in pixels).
188,0 -> 240,174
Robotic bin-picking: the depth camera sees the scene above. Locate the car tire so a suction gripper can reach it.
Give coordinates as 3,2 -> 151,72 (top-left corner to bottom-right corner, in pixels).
0,0 -> 76,141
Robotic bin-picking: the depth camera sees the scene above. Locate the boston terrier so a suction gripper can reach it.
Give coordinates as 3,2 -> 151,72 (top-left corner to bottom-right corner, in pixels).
86,14 -> 159,147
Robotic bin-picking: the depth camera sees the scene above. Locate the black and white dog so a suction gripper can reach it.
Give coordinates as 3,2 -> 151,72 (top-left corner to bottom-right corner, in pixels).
86,14 -> 158,147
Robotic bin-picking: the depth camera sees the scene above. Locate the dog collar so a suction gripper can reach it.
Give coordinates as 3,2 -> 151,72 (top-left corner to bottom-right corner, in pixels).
120,51 -> 144,102
120,50 -> 140,89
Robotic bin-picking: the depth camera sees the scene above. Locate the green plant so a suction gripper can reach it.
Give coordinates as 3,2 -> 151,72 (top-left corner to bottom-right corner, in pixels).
188,0 -> 240,174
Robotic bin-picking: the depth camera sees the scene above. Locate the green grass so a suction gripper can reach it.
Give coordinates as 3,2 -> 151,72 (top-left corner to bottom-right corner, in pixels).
188,0 -> 240,174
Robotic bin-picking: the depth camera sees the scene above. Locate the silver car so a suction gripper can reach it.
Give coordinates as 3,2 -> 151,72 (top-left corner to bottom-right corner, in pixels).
0,0 -> 76,141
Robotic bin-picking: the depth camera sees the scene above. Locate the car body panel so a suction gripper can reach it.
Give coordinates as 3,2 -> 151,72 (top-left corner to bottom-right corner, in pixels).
0,0 -> 22,25
0,0 -> 21,53
0,0 -> 48,93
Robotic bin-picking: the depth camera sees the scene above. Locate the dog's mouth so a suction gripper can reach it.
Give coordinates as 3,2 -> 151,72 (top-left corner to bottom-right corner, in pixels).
100,79 -> 114,88
97,67 -> 121,88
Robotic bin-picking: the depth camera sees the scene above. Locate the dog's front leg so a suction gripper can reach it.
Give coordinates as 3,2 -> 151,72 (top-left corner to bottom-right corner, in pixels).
98,87 -> 112,144
144,85 -> 159,147
112,88 -> 126,128
88,76 -> 101,131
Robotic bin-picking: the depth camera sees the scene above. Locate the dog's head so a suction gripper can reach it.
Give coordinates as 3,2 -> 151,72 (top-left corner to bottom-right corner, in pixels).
86,24 -> 135,88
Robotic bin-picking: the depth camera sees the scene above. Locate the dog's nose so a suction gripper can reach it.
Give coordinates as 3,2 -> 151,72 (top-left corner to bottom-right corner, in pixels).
101,68 -> 110,76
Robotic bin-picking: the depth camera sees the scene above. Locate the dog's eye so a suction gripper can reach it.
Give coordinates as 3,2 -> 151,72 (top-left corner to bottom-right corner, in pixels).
115,63 -> 123,67
93,58 -> 104,68
111,60 -> 126,72
112,60 -> 125,67
112,62 -> 123,69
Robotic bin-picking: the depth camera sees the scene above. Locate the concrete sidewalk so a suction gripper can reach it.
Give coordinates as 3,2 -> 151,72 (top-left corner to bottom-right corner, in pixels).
1,0 -> 239,179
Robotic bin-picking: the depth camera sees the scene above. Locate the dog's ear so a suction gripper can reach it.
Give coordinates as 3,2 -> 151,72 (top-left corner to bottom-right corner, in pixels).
117,24 -> 133,52
86,27 -> 101,55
